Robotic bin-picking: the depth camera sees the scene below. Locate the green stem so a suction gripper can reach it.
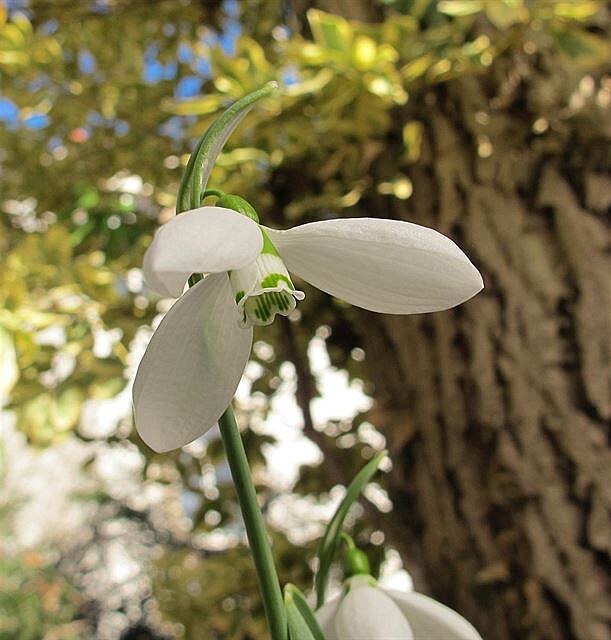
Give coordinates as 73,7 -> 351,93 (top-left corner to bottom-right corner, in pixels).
218,405 -> 288,640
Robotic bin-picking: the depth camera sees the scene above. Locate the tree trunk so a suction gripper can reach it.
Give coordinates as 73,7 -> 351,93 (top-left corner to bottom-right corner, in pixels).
355,73 -> 611,640
281,3 -> 610,638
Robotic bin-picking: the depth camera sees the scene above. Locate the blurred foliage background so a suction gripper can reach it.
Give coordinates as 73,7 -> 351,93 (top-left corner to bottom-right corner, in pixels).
1,0 -> 609,639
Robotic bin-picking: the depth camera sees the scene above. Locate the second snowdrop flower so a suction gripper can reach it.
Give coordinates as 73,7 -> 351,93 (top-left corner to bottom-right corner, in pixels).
316,575 -> 483,640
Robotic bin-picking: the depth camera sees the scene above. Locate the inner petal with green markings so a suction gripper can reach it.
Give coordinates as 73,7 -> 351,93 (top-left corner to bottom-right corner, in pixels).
137,202 -> 483,452
229,228 -> 305,328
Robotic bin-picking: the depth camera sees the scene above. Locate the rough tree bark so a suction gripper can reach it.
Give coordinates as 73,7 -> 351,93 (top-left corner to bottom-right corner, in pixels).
358,74 -> 610,640
280,3 -> 611,639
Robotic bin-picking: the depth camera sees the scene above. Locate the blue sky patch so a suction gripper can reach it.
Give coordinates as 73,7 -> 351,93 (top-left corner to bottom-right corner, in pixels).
175,75 -> 202,98
78,50 -> 96,74
0,97 -> 19,128
24,113 -> 50,129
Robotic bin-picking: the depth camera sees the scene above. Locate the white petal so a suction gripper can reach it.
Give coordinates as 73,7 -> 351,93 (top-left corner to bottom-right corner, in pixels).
144,206 -> 263,297
334,586 -> 414,639
133,273 -> 252,452
265,218 -> 483,314
388,590 -> 483,640
315,598 -> 341,640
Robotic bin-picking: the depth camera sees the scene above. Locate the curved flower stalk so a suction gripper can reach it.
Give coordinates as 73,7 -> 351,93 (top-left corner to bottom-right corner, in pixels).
315,576 -> 483,640
133,201 -> 483,452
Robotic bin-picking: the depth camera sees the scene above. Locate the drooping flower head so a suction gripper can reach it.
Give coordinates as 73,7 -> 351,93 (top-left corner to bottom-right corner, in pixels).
315,575 -> 483,640
134,195 -> 483,452
133,84 -> 484,452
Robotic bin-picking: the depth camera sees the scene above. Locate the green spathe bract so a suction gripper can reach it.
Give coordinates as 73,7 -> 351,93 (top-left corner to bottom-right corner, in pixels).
176,81 -> 278,215
216,192 -> 260,222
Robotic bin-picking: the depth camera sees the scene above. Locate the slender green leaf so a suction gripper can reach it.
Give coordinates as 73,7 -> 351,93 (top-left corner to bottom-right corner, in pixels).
315,450 -> 387,609
285,584 -> 325,640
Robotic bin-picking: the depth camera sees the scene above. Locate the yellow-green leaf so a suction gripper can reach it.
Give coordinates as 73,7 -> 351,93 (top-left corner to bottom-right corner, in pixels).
284,68 -> 335,97
352,36 -> 377,71
553,1 -> 600,21
551,26 -> 610,65
402,121 -> 424,163
0,326 -> 18,402
401,54 -> 435,82
485,0 -> 526,30
307,9 -> 353,52
168,94 -> 226,116
438,0 -> 484,17
51,387 -> 83,433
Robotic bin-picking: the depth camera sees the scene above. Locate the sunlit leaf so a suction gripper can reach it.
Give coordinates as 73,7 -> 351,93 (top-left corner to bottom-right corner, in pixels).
284,68 -> 335,97
553,1 -> 600,20
171,93 -> 227,116
438,0 -> 484,17
216,147 -> 269,167
352,36 -> 378,71
0,326 -> 18,401
51,387 -> 83,433
0,22 -> 25,48
402,121 -> 423,163
307,9 -> 353,52
401,54 -> 434,82
485,0 -> 526,29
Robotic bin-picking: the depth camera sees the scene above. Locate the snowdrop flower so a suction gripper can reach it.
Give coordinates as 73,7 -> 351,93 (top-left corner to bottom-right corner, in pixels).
133,202 -> 483,452
315,576 -> 483,640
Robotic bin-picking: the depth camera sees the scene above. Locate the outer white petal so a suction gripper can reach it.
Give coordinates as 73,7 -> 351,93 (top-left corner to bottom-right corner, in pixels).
333,586 -> 415,639
315,598 -> 341,640
388,590 -> 483,640
144,206 -> 263,298
265,218 -> 483,314
133,273 -> 252,452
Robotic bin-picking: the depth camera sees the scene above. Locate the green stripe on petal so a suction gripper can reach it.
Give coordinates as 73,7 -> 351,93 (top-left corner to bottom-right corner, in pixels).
261,228 -> 281,256
261,273 -> 294,289
229,229 -> 304,328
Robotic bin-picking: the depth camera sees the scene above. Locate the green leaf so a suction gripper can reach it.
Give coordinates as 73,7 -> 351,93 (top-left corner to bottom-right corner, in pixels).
0,326 -> 18,400
551,26 -> 611,65
401,54 -> 435,82
553,1 -> 600,21
407,0 -> 436,19
315,450 -> 387,609
284,68 -> 335,97
437,0 -> 484,17
176,81 -> 278,213
51,387 -> 83,432
169,93 -> 226,116
307,9 -> 353,52
402,121 -> 423,163
285,584 -> 325,640
485,0 -> 524,30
